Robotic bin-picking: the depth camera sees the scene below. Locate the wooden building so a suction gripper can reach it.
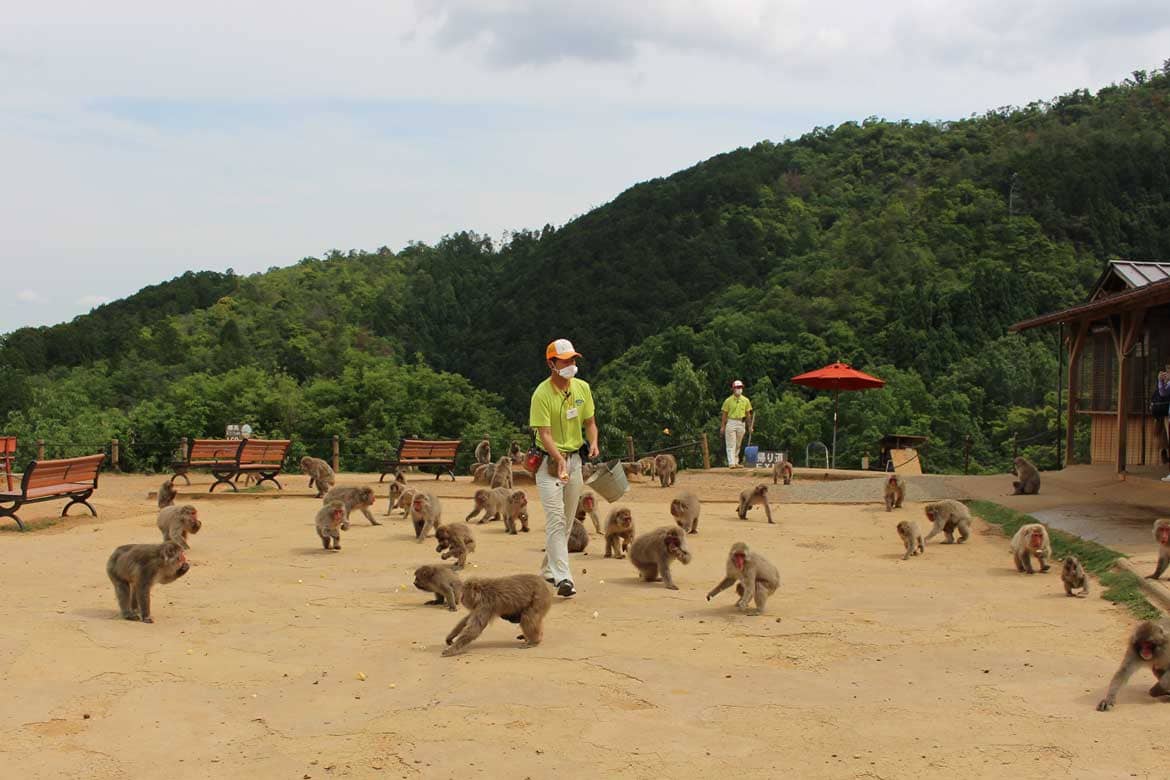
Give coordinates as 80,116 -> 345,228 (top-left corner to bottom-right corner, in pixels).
1010,261 -> 1170,474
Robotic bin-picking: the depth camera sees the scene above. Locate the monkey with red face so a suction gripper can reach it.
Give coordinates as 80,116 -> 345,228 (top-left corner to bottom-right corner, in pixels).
707,542 -> 779,614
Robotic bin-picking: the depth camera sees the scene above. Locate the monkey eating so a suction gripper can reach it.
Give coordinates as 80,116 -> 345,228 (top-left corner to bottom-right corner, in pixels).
922,500 -> 971,544
896,520 -> 925,560
603,507 -> 635,559
670,492 -> 701,534
1148,518 -> 1170,580
1010,522 -> 1051,574
736,484 -> 774,524
106,541 -> 189,623
706,542 -> 779,614
322,485 -> 380,526
884,474 -> 905,511
157,480 -> 177,509
443,574 -> 552,656
1096,619 -> 1170,710
410,492 -> 442,541
654,454 -> 678,487
1062,555 -> 1089,597
629,525 -> 693,590
575,491 -> 602,533
315,500 -> 347,550
300,456 -> 335,498
435,523 -> 476,569
157,504 -> 201,549
414,565 -> 464,611
1011,456 -> 1041,495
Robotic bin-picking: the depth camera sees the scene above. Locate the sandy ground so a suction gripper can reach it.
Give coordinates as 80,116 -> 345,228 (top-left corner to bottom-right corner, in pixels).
1,468 -> 1168,779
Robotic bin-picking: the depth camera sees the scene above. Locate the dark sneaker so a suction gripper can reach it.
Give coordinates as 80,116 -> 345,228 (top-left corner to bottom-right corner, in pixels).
556,580 -> 576,598
544,577 -> 556,585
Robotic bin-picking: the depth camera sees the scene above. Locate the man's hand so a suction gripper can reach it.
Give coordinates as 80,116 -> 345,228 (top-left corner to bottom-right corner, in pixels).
556,456 -> 569,482
588,443 -> 599,459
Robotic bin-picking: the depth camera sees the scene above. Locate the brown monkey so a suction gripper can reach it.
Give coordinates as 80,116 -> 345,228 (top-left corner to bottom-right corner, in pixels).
474,437 -> 491,466
509,442 -> 523,464
300,456 -> 335,498
435,523 -> 476,569
410,492 -> 442,541
896,520 -> 924,560
575,491 -> 602,533
503,490 -> 529,534
638,457 -> 656,480
489,456 -> 513,489
1011,456 -> 1040,495
157,480 -> 177,509
621,461 -> 642,478
1148,518 -> 1170,579
443,574 -> 552,656
322,485 -> 379,526
414,564 -> 463,610
581,462 -> 597,482
464,488 -> 505,524
1062,555 -> 1089,597
472,462 -> 496,485
922,500 -> 971,544
1010,523 -> 1051,574
568,519 -> 589,553
385,473 -> 408,515
670,492 -> 701,534
706,542 -> 779,613
315,500 -> 347,550
654,453 -> 678,487
106,541 -> 189,623
629,525 -> 692,589
603,507 -> 635,559
884,474 -> 905,511
1096,619 -> 1170,710
157,504 -> 201,549
736,484 -> 774,524
773,460 -> 793,486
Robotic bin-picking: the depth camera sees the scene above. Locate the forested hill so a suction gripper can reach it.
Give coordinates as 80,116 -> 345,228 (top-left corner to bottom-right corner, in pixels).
3,64 -> 1170,473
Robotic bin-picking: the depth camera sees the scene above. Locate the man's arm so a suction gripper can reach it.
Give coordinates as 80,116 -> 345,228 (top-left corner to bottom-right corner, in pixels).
720,411 -> 728,434
584,417 -> 599,459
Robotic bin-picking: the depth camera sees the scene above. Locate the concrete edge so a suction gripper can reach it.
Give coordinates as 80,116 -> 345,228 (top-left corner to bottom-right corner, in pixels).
1115,558 -> 1170,615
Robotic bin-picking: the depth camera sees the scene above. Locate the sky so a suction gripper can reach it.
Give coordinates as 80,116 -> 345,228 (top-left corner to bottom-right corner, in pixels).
2,1 -> 1168,334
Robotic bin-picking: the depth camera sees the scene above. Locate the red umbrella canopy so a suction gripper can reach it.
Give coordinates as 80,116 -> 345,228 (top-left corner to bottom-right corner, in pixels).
790,362 -> 885,391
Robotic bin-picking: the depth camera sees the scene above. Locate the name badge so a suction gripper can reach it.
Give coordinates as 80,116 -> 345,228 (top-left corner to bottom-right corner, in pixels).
566,407 -> 579,420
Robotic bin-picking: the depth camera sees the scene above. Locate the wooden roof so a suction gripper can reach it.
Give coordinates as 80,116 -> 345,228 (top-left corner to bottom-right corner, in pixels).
1010,277 -> 1170,332
1089,260 -> 1170,299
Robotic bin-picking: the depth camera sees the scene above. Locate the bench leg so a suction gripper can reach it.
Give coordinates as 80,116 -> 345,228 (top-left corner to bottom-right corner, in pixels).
171,471 -> 191,486
255,471 -> 283,490
62,490 -> 97,517
209,471 -> 238,492
447,467 -> 456,482
0,501 -> 25,531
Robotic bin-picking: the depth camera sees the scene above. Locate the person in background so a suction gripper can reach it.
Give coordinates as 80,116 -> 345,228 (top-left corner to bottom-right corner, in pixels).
1153,368 -> 1170,481
719,379 -> 753,469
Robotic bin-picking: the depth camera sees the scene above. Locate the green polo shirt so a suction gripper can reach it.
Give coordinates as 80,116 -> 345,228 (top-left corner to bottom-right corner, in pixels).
530,377 -> 595,454
721,394 -> 752,420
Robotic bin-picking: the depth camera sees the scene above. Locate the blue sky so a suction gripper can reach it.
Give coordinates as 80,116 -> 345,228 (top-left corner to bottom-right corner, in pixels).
2,0 -> 1168,334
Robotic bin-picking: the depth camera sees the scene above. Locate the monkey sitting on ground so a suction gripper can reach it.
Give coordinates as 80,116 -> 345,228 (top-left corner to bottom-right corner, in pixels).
315,500 -> 347,550
106,541 -> 189,623
474,437 -> 491,466
1096,619 -> 1170,710
465,488 -> 505,524
157,504 -> 201,549
300,456 -> 335,498
773,460 -> 793,486
1010,523 -> 1052,574
414,565 -> 463,611
568,519 -> 589,553
575,491 -> 602,533
1148,518 -> 1170,580
1011,456 -> 1041,495
629,526 -> 693,589
706,542 -> 779,614
654,454 -> 678,487
443,574 -> 552,656
322,485 -> 379,526
638,457 -> 656,480
410,492 -> 442,541
157,480 -> 177,509
670,492 -> 701,534
385,472 -> 408,515
603,507 -> 635,559
490,456 -> 513,489
896,520 -> 925,560
736,484 -> 774,524
1062,555 -> 1089,597
503,490 -> 529,534
472,462 -> 496,485
509,442 -> 523,464
922,500 -> 972,544
884,474 -> 905,511
435,523 -> 476,569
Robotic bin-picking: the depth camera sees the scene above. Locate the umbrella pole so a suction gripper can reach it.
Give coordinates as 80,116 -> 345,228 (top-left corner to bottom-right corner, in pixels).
832,390 -> 839,469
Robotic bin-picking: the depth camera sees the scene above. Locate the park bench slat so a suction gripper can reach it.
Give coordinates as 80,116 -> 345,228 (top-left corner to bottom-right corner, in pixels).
171,438 -> 291,493
379,438 -> 460,482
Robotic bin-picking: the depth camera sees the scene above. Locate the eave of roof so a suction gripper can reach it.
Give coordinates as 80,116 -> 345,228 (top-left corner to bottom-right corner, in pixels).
1010,277 -> 1170,333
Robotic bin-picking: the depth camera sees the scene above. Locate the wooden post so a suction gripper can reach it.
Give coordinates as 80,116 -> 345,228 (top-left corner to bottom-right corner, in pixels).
37,439 -> 45,460
700,433 -> 711,470
111,438 -> 120,471
625,435 -> 635,462
332,435 -> 340,473
1066,321 -> 1089,466
179,437 -> 188,461
964,435 -> 970,475
1117,349 -> 1130,476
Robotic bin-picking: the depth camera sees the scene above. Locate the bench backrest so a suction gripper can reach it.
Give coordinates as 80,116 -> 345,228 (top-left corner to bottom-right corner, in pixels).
239,438 -> 291,466
398,439 -> 460,460
188,439 -> 244,461
22,453 -> 105,493
0,436 -> 16,457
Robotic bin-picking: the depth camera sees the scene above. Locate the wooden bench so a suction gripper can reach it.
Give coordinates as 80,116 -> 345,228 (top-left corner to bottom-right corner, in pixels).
379,438 -> 460,481
0,435 -> 15,492
172,438 -> 292,492
0,453 -> 105,530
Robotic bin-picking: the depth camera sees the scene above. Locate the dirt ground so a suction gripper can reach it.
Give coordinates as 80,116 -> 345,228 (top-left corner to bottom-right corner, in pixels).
1,468 -> 1167,779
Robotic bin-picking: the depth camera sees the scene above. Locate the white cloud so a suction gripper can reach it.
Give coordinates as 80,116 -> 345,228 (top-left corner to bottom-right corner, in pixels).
16,289 -> 46,304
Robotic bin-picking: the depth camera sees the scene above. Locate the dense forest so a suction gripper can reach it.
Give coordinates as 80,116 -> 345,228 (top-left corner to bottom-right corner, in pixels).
3,63 -> 1170,474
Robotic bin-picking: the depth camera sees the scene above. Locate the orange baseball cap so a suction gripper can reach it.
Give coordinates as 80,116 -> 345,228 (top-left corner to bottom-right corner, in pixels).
546,338 -> 582,360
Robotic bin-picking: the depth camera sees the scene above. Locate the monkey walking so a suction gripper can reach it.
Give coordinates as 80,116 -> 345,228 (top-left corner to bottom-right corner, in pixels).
465,488 -> 506,524
884,474 -> 905,511
1010,523 -> 1051,574
670,492 -> 701,534
300,456 -> 335,498
443,575 -> 552,656
706,542 -> 779,614
773,460 -> 793,486
1096,619 -> 1170,710
922,500 -> 971,544
315,501 -> 347,550
629,526 -> 692,590
410,492 -> 442,541
106,542 -> 189,623
157,505 -> 201,550
503,490 -> 529,534
737,484 -> 774,524
603,508 -> 635,559
1011,456 -> 1040,495
414,565 -> 463,611
1061,555 -> 1089,597
654,454 -> 678,487
385,473 -> 408,515
472,462 -> 496,485
896,520 -> 924,560
157,480 -> 177,509
322,486 -> 379,526
1149,518 -> 1170,580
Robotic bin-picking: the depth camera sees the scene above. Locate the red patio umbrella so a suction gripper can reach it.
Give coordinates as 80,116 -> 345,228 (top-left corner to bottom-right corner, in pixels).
790,362 -> 886,469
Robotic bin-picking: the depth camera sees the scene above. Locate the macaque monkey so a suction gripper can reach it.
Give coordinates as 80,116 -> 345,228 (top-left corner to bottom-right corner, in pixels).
410,492 -> 442,541
509,442 -> 523,464
604,507 -> 635,559
503,490 -> 529,534
638,457 -> 656,479
706,542 -> 779,613
884,474 -> 905,511
575,491 -> 602,533
773,460 -> 793,486
106,541 -> 189,623
472,462 -> 496,485
922,500 -> 971,544
621,462 -> 642,478
157,480 -> 177,509
1096,619 -> 1170,710
1011,523 -> 1051,574
896,520 -> 924,560
654,454 -> 678,487
474,437 -> 491,466
442,574 -> 552,656
300,456 -> 335,498
1011,456 -> 1040,495
322,486 -> 379,526
1148,518 -> 1170,580
393,488 -> 418,518
157,504 -> 201,549
629,526 -> 693,590
385,473 -> 408,515
465,488 -> 505,524
435,523 -> 476,569
568,519 -> 589,553
670,492 -> 701,534
414,565 -> 463,610
581,462 -> 598,482
490,456 -> 513,489
1062,555 -> 1089,597
315,500 -> 346,550
736,484 -> 774,524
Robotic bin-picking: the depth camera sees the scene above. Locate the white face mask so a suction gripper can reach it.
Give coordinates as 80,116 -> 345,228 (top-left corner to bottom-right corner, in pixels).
557,365 -> 578,380
733,388 -> 742,396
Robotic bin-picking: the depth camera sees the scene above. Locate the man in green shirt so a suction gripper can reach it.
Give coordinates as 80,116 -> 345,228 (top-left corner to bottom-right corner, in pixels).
529,338 -> 599,598
719,379 -> 753,468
